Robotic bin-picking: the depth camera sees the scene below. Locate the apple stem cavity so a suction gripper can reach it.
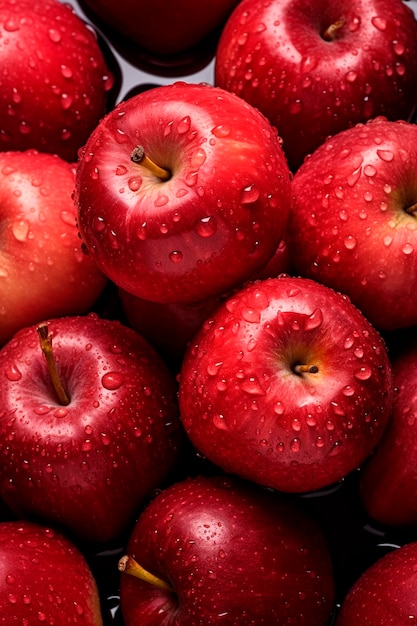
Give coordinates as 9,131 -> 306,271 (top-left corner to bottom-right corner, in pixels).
118,555 -> 175,593
322,18 -> 345,41
130,145 -> 171,181
405,201 -> 417,216
37,323 -> 70,406
293,364 -> 319,375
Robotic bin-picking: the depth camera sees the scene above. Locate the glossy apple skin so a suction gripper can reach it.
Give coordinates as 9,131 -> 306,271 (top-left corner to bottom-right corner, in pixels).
119,475 -> 335,625
119,238 -> 292,365
215,0 -> 417,171
0,150 -> 107,346
74,82 -> 291,304
288,117 -> 417,331
0,520 -> 103,625
78,0 -> 241,57
359,336 -> 417,527
336,542 -> 417,625
0,0 -> 114,162
0,314 -> 184,544
178,276 -> 393,493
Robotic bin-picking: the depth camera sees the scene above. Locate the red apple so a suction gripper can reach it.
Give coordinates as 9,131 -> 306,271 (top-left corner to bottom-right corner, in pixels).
0,314 -> 184,544
336,542 -> 417,625
215,0 -> 417,171
0,0 -> 115,162
0,149 -> 107,347
288,117 -> 417,331
74,82 -> 291,304
0,520 -> 104,624
359,333 -> 417,527
77,0 -> 241,58
178,275 -> 393,493
119,236 -> 292,365
118,474 -> 335,625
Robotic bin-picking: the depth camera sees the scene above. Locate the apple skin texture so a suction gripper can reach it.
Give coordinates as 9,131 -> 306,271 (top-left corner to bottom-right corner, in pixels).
360,336 -> 417,527
0,0 -> 114,162
288,117 -> 417,332
74,82 -> 291,304
0,520 -> 103,625
336,542 -> 417,625
178,275 -> 393,493
0,150 -> 107,346
0,314 -> 184,544
119,475 -> 335,625
215,0 -> 417,171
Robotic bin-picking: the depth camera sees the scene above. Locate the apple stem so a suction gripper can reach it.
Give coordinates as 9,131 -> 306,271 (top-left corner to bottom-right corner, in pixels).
131,145 -> 171,181
118,555 -> 175,593
406,201 -> 417,216
322,18 -> 345,41
37,323 -> 70,406
293,364 -> 319,375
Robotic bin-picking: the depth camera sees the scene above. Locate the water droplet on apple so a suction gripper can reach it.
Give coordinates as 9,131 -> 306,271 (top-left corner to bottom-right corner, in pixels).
211,124 -> 231,138
5,364 -> 22,381
194,216 -> 217,238
4,18 -> 20,32
290,438 -> 301,452
213,414 -> 229,430
60,93 -> 73,110
354,365 -> 373,381
241,307 -> 261,323
240,184 -> 259,204
402,243 -> 414,255
371,16 -> 387,31
190,148 -> 207,169
18,120 -> 31,135
304,308 -> 323,331
240,376 -> 265,395
177,116 -> 191,134
169,250 -> 183,263
128,177 -> 142,192
47,27 -> 62,42
344,235 -> 357,250
274,401 -> 285,415
101,371 -> 125,390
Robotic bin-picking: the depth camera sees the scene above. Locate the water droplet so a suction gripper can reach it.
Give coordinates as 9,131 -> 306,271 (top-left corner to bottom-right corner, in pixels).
304,308 -> 323,330
194,216 -> 217,238
346,70 -> 358,83
371,16 -> 387,31
101,372 -> 125,390
177,116 -> 191,134
354,365 -> 373,381
154,194 -> 169,207
60,65 -> 73,79
240,376 -> 265,396
190,148 -> 207,169
48,29 -> 62,43
347,167 -> 362,187
403,243 -> 414,255
290,438 -> 301,452
240,184 -> 259,204
169,250 -> 183,263
5,364 -> 22,381
241,308 -> 261,323
344,235 -> 357,250
213,414 -> 229,430
393,41 -> 405,56
211,124 -> 231,138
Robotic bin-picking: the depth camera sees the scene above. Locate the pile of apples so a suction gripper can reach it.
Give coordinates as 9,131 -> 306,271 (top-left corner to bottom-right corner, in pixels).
2,0 -> 417,624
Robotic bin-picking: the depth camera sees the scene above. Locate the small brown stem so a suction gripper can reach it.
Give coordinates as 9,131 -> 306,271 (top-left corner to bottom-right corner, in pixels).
118,555 -> 174,593
293,364 -> 319,375
323,18 -> 345,41
131,145 -> 171,181
37,323 -> 70,406
405,201 -> 417,217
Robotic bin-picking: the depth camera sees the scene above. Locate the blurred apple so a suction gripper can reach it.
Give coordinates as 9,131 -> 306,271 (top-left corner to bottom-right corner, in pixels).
0,149 -> 107,346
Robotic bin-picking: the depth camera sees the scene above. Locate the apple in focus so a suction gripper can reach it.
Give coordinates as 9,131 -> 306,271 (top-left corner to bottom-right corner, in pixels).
118,474 -> 335,625
0,520 -> 103,625
74,82 -> 292,304
0,149 -> 107,346
0,314 -> 184,544
178,275 -> 393,493
215,0 -> 417,171
288,117 -> 417,331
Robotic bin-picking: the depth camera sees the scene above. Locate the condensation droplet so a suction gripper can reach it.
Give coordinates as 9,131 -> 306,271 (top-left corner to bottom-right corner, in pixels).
101,372 -> 125,390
